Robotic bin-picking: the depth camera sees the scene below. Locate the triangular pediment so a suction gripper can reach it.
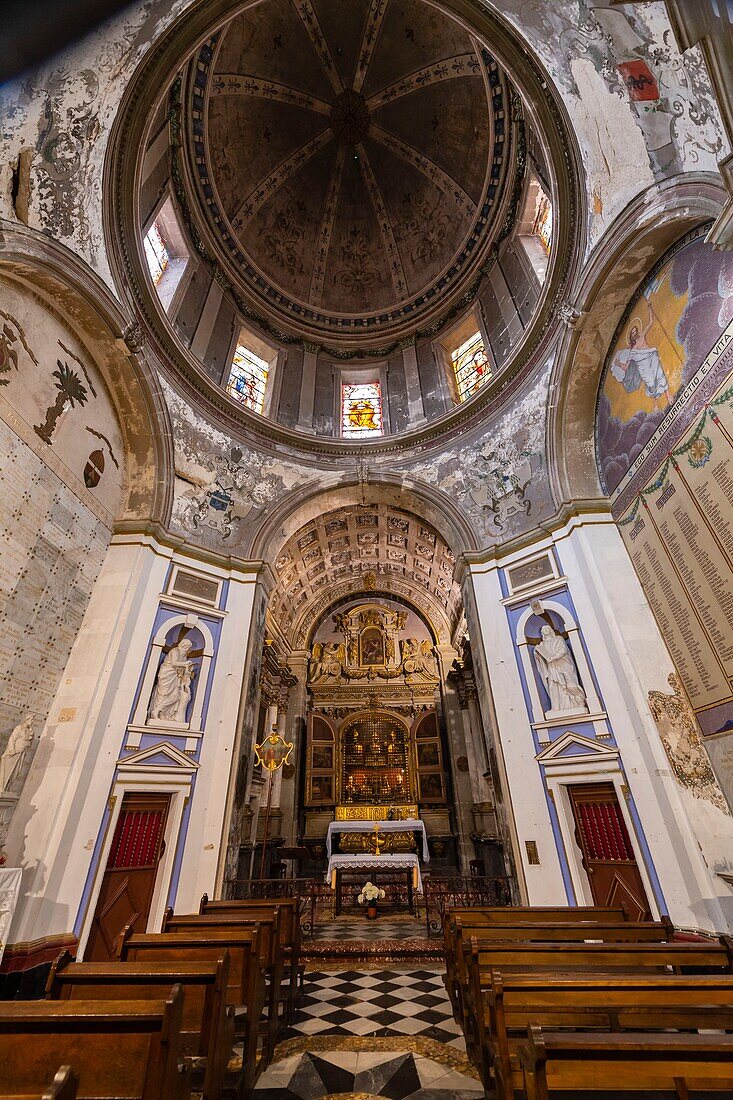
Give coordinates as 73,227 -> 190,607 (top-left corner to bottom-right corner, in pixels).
536,731 -> 618,764
118,741 -> 198,772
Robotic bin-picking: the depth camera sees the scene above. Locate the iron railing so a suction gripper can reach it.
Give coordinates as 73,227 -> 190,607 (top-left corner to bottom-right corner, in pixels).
226,877 -> 327,937
423,875 -> 511,937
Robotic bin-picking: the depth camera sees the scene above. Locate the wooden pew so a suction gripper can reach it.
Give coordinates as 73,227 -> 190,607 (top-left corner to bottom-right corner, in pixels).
448,920 -> 674,1028
19,1064 -> 77,1100
161,909 -> 282,1059
461,937 -> 733,1077
46,951 -> 235,1100
519,1023 -> 733,1098
0,987 -> 191,1100
117,926 -> 266,1084
484,971 -> 733,1098
442,907 -> 634,1016
199,896 -> 304,1012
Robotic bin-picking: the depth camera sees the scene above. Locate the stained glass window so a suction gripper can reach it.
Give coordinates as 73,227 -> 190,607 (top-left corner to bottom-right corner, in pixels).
341,381 -> 383,438
533,189 -> 553,253
143,222 -> 170,286
226,343 -> 270,414
452,331 -> 490,401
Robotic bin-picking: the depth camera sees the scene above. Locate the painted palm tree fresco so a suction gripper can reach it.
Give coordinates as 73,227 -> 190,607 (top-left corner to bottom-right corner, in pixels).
34,360 -> 89,444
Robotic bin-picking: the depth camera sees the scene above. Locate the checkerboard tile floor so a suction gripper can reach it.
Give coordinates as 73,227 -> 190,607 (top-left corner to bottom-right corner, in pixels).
281,968 -> 465,1045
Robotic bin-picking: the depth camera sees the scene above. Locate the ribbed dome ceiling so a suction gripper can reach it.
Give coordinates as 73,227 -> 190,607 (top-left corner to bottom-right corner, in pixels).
183,0 -> 513,343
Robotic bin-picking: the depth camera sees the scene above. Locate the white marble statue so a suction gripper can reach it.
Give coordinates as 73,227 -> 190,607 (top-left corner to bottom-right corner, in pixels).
533,626 -> 587,716
148,639 -> 196,723
0,714 -> 35,794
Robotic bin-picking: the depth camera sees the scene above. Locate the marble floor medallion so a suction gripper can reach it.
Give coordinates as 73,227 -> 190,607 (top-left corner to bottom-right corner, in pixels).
252,969 -> 481,1100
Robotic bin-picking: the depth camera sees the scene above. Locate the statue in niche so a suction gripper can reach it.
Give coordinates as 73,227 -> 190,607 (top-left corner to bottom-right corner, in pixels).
0,714 -> 35,793
532,625 -> 587,716
148,639 -> 196,723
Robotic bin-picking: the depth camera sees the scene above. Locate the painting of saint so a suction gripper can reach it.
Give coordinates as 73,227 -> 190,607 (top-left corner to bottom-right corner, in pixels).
597,229 -> 733,494
609,312 -> 670,408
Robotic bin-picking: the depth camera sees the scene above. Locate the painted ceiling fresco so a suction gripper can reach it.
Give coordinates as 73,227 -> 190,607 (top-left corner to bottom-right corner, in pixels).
597,227 -> 733,495
184,0 -> 511,339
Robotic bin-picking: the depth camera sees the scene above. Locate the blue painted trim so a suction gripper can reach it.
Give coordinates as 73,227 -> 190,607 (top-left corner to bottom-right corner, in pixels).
543,784 -> 577,904
622,776 -> 668,913
73,802 -> 113,937
219,578 -> 230,610
167,776 -> 196,908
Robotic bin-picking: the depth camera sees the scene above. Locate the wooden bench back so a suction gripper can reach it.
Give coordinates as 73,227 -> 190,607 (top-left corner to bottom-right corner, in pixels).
0,989 -> 189,1100
117,926 -> 263,1009
200,896 -> 299,942
455,918 -> 673,943
472,937 -> 733,975
46,950 -> 230,1057
520,1025 -> 733,1097
161,909 -> 281,966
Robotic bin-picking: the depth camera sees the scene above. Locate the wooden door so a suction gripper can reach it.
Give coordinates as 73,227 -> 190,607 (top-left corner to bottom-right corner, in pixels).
568,783 -> 652,920
84,793 -> 170,960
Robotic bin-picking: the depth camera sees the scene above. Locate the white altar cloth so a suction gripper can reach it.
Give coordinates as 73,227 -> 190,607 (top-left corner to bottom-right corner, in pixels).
0,867 -> 22,966
326,818 -> 429,861
326,853 -> 422,892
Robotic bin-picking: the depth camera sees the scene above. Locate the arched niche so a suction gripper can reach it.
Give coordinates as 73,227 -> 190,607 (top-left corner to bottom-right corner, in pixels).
549,175 -> 726,506
0,222 -> 173,523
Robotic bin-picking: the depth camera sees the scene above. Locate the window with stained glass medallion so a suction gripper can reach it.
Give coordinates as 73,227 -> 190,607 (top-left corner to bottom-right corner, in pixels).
341,380 -> 383,438
452,331 -> 490,402
226,342 -> 270,415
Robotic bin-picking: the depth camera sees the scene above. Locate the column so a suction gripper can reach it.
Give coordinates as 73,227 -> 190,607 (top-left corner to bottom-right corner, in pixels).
297,343 -> 320,432
435,644 -> 473,872
400,337 -> 427,425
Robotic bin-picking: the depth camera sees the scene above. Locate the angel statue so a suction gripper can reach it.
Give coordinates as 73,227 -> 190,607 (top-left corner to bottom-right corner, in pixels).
308,641 -> 346,683
401,638 -> 437,679
532,626 -> 587,716
148,638 -> 197,723
0,714 -> 35,794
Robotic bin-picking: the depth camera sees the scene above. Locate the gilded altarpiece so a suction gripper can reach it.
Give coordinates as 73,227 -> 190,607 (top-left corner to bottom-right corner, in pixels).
304,602 -> 444,854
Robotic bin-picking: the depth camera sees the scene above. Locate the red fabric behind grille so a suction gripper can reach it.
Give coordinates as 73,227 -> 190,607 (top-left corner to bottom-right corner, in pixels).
107,809 -> 164,869
576,800 -> 632,861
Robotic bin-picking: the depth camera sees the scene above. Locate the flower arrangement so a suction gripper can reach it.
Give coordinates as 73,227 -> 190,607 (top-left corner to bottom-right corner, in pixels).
357,881 -> 385,906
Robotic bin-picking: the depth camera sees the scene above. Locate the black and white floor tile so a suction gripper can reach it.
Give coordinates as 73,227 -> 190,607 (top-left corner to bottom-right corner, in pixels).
312,917 -> 426,941
252,969 -> 479,1100
281,969 -> 463,1043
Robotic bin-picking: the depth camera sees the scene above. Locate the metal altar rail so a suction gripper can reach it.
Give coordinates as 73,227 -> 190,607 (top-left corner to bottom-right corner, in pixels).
226,874 -> 511,938
423,876 -> 511,938
226,877 -> 327,937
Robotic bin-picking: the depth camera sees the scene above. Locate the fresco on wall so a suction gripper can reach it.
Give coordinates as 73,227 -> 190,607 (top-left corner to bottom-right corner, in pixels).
597,229 -> 733,494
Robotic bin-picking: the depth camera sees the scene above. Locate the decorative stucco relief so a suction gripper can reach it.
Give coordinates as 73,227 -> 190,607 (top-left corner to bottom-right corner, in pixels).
648,673 -> 730,815
414,362 -> 552,541
166,383 -> 313,549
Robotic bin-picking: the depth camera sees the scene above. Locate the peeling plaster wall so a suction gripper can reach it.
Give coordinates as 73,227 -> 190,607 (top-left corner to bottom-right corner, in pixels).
495,0 -> 728,251
0,1 -> 727,292
164,360 -> 552,560
0,1 -> 195,285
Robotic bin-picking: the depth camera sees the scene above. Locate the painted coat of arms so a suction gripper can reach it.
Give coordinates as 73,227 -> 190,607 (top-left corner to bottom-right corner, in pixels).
186,449 -> 259,539
465,439 -> 532,530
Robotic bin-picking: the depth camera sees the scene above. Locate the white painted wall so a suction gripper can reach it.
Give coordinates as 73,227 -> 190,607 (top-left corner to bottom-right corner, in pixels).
7,532 -> 261,942
466,514 -> 733,931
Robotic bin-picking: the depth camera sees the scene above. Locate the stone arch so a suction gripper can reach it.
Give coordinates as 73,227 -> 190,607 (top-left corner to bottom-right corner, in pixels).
548,174 -> 726,506
249,474 -> 479,564
0,221 -> 173,523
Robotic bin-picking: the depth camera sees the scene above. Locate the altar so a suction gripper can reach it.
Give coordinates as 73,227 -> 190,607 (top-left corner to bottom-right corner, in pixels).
325,853 -> 422,915
326,818 -> 429,860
